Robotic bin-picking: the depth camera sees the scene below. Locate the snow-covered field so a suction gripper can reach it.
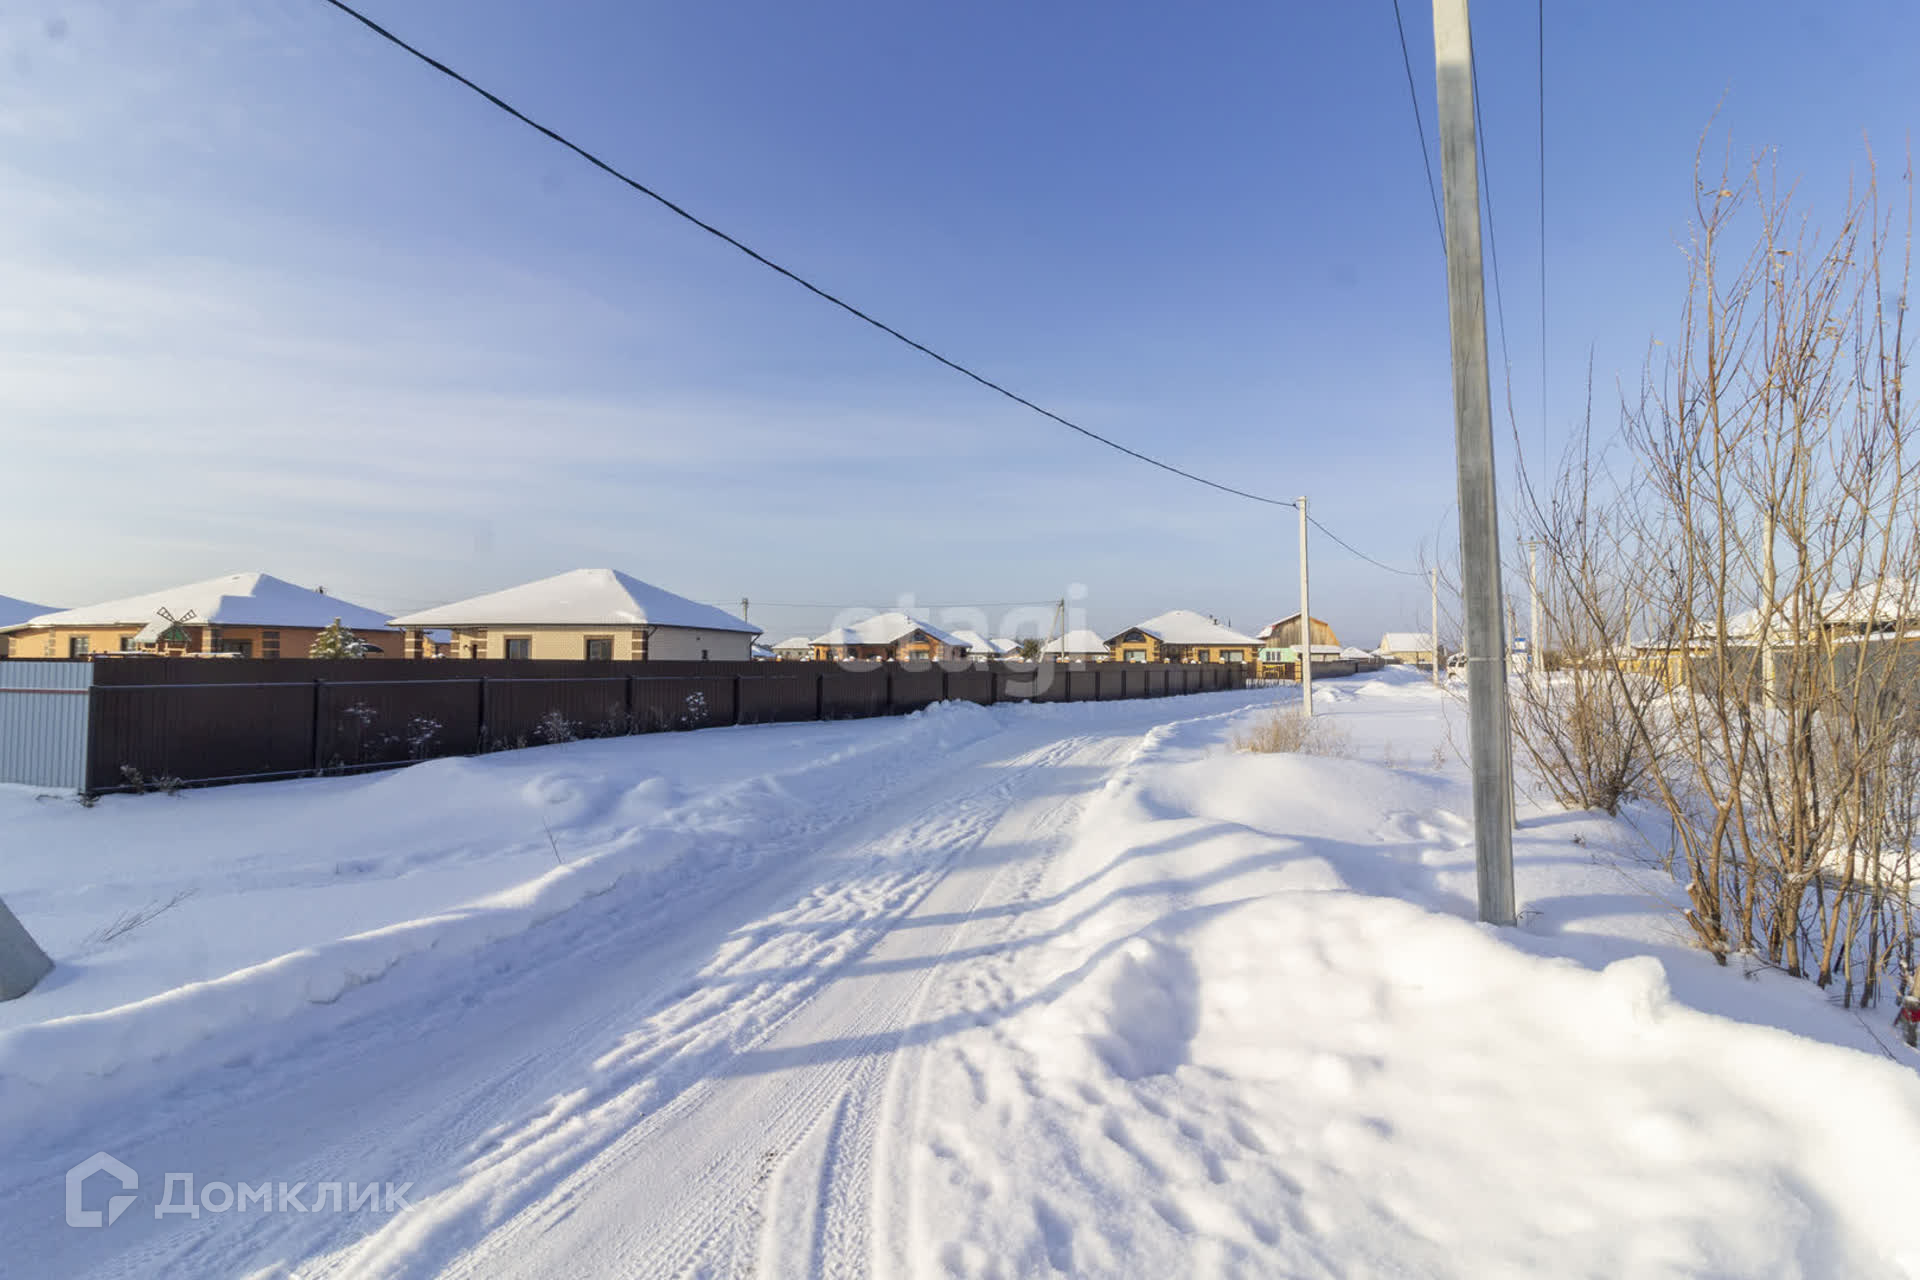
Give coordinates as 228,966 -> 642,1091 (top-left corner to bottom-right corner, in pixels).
4,669 -> 1918,1278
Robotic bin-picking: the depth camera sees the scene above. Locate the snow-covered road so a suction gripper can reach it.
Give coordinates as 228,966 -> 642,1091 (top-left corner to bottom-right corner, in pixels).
3,693 -> 1236,1278
7,673 -> 1920,1279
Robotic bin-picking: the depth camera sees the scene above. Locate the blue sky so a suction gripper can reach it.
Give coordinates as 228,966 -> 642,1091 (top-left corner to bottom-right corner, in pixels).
2,1 -> 1914,645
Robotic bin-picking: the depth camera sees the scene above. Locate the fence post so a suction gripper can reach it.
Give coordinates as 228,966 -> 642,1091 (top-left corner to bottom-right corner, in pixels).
476,675 -> 489,749
310,677 -> 325,775
815,671 -> 825,722
733,673 -> 743,726
623,673 -> 635,735
941,667 -> 950,704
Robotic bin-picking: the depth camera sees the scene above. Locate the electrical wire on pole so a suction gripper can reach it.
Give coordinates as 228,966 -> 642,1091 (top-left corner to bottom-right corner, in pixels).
316,0 -> 1444,586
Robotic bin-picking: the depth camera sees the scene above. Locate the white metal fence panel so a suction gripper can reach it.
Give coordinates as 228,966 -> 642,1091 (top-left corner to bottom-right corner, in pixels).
0,661 -> 91,789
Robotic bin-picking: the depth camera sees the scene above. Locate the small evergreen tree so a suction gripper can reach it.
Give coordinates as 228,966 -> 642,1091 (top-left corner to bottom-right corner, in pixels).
310,617 -> 367,659
1015,637 -> 1043,660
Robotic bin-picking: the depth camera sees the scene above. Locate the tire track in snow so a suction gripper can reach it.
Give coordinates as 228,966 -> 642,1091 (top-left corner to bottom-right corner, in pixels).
404,732 -> 1117,1280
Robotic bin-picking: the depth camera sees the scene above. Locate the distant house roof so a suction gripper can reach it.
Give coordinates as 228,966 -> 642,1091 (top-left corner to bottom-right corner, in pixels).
389,569 -> 758,635
1711,581 -> 1920,642
1378,632 -> 1435,653
1110,610 -> 1259,648
0,594 -> 59,631
1040,628 -> 1111,656
6,573 -> 394,634
1340,646 -> 1373,660
1258,613 -> 1336,643
769,635 -> 816,652
751,643 -> 776,660
812,612 -> 968,650
949,630 -> 1016,657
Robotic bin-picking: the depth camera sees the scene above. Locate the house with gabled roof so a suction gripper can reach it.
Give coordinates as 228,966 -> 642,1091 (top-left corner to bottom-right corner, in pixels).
949,630 -> 1017,661
1038,629 -> 1111,662
1105,610 -> 1259,664
811,613 -> 970,663
1376,631 -> 1438,664
768,635 -> 817,661
1259,612 -> 1343,665
0,594 -> 59,658
0,573 -> 401,659
390,569 -> 758,661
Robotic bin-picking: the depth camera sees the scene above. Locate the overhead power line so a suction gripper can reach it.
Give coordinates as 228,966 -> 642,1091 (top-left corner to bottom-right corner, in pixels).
318,0 -> 1294,512
1536,0 -> 1549,463
321,0 -> 1431,580
1308,513 -> 1425,579
1390,0 -> 1445,249
1469,52 -> 1515,392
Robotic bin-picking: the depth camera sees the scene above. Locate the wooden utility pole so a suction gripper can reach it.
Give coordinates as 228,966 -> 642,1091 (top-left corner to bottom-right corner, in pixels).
1432,0 -> 1515,926
1298,496 -> 1313,717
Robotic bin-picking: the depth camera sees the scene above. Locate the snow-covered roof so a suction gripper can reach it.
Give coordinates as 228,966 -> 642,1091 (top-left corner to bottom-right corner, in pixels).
1110,610 -> 1259,648
389,569 -> 758,635
0,594 -> 59,631
769,635 -> 817,652
1040,628 -> 1111,656
1340,646 -> 1373,660
10,573 -> 395,633
751,644 -> 776,660
949,630 -> 1016,657
1378,632 -> 1435,652
812,612 -> 968,650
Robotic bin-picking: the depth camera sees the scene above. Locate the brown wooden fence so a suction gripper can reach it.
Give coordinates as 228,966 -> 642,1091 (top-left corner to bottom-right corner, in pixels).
74,657 -> 1246,793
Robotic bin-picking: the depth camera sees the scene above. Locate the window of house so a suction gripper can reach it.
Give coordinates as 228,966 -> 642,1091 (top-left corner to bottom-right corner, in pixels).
1125,649 -> 1146,662
505,636 -> 532,660
68,636 -> 91,657
585,636 -> 613,661
262,629 -> 281,658
218,639 -> 253,657
1223,650 -> 1245,663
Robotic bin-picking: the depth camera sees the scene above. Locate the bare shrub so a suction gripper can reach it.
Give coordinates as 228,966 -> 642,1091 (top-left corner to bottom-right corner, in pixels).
1234,709 -> 1353,757
1529,138 -> 1920,1008
536,709 -> 579,744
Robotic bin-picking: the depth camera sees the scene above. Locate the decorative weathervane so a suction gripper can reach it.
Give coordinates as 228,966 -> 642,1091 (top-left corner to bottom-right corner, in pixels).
153,606 -> 197,648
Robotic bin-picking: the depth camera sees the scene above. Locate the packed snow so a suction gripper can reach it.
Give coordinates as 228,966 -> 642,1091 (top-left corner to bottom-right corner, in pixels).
3,669 -> 1918,1278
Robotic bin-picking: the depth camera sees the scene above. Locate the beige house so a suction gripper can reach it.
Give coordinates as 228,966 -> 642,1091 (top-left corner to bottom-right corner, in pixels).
1376,631 -> 1438,664
1105,610 -> 1259,664
1040,629 -> 1113,662
0,574 -> 403,659
769,635 -> 818,661
811,613 -> 970,663
390,569 -> 759,661
0,594 -> 58,658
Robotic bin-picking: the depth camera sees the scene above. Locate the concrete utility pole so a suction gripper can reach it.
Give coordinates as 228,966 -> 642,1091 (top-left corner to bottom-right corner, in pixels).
1298,496 -> 1313,718
740,598 -> 750,624
1431,567 -> 1441,686
1432,0 -> 1515,926
0,898 -> 52,1002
